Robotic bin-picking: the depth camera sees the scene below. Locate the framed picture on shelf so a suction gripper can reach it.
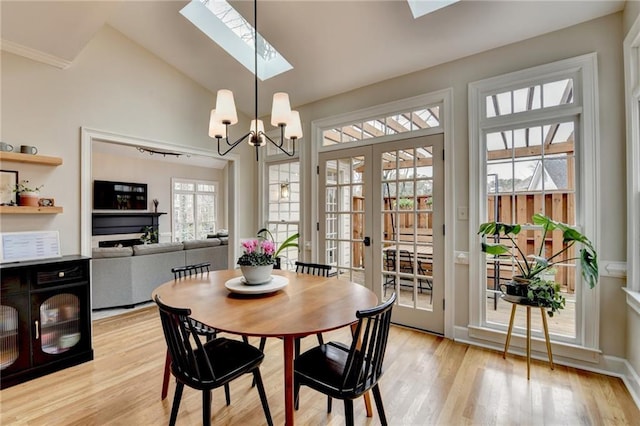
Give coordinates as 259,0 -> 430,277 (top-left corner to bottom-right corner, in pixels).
38,198 -> 55,207
0,170 -> 18,205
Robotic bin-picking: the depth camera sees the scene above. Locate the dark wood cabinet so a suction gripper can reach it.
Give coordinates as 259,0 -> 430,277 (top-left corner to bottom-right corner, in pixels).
0,256 -> 93,389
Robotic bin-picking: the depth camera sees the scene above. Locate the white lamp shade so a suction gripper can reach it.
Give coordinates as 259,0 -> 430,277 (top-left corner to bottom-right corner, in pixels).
208,110 -> 226,138
250,119 -> 266,146
215,89 -> 238,125
285,110 -> 303,139
271,92 -> 292,126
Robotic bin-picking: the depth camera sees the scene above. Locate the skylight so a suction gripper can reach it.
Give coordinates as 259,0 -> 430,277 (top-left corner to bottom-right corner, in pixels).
406,0 -> 460,19
180,0 -> 292,81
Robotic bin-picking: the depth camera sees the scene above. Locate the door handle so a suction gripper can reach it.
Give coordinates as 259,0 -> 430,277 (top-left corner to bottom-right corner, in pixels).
363,236 -> 371,246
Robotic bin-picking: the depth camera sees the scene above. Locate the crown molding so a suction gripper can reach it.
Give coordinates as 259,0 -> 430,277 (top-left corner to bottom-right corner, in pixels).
1,39 -> 71,69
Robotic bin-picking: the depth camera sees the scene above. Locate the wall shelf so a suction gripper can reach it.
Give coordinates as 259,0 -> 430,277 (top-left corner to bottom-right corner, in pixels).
0,152 -> 64,214
0,152 -> 63,166
0,206 -> 63,214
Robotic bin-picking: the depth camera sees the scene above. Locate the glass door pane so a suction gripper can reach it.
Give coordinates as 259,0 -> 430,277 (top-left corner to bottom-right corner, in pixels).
374,134 -> 444,334
319,148 -> 371,286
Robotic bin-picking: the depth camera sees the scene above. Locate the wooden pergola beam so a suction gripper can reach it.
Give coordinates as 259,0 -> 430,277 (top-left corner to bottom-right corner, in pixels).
487,141 -> 574,161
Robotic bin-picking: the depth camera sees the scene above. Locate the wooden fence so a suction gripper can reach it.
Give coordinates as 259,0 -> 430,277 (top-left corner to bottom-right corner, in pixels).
350,192 -> 576,293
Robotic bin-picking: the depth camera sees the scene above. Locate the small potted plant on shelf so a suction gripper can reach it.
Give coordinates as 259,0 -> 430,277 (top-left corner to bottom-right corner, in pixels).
256,228 -> 299,269
14,180 -> 43,207
478,213 -> 598,316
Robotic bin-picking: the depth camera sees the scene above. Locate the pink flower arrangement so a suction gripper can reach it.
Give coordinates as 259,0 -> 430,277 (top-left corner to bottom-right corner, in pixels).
237,239 -> 276,266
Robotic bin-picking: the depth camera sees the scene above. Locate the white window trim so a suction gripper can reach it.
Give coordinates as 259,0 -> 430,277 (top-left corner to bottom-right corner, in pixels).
468,53 -> 601,353
624,17 -> 640,313
258,128 -> 302,237
310,88 -> 455,338
171,177 -> 219,241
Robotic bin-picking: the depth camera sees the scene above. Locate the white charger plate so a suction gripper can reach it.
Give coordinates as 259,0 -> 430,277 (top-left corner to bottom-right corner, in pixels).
225,275 -> 289,295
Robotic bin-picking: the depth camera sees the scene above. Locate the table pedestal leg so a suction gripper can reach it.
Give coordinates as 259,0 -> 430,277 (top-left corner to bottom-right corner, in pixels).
283,336 -> 295,426
540,307 -> 555,369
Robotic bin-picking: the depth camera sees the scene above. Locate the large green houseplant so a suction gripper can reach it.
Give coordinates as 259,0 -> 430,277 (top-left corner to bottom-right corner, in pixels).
478,213 -> 598,316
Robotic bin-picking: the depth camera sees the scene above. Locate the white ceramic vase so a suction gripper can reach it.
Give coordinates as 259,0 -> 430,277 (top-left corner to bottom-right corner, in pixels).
240,264 -> 274,285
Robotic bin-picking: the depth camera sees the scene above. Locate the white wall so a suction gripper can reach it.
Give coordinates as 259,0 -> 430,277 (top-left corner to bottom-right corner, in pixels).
295,13 -> 627,358
1,25 -> 258,255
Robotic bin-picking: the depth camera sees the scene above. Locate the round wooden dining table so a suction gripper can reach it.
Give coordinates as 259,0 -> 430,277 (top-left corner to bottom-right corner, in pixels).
151,269 -> 378,426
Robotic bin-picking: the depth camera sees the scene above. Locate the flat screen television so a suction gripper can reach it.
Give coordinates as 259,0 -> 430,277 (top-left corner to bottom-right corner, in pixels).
93,180 -> 148,210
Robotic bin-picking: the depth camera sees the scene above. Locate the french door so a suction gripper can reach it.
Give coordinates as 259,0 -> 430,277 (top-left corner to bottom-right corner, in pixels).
318,134 -> 444,333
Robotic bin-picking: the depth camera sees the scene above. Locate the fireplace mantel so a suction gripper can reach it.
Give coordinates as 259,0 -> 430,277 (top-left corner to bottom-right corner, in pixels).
92,211 -> 166,236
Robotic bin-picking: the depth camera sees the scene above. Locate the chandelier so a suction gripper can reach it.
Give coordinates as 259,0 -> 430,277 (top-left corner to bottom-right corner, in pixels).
208,0 -> 302,161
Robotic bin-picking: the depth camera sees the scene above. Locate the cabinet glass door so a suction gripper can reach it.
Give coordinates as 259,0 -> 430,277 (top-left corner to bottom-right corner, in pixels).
1,305 -> 20,368
39,294 -> 81,355
0,296 -> 30,373
32,285 -> 90,365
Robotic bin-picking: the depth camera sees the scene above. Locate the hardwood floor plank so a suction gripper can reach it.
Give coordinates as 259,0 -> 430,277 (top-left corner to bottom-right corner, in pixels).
0,306 -> 637,425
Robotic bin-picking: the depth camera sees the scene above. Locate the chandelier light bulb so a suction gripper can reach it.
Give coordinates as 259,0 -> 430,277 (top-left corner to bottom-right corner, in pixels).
215,89 -> 238,125
271,92 -> 292,126
249,119 -> 266,146
208,109 -> 226,139
285,111 -> 303,139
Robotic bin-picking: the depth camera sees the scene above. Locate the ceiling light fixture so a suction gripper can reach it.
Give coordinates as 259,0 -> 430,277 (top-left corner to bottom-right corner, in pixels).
208,0 -> 302,161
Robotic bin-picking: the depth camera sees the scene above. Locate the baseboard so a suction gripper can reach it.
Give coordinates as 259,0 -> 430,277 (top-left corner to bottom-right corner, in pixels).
614,357 -> 640,409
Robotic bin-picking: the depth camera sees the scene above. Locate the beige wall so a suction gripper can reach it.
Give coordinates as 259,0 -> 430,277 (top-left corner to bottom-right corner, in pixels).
624,0 -> 640,34
296,13 -> 628,358
1,25 -> 258,255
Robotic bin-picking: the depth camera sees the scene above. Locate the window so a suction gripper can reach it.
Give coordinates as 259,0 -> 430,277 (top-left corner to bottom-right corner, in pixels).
322,105 -> 440,146
180,0 -> 292,80
469,54 -> 599,349
172,178 -> 218,241
625,18 -> 640,295
264,161 -> 300,269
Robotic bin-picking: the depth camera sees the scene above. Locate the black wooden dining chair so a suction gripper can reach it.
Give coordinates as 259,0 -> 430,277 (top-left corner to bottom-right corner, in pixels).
161,262 -> 231,402
154,295 -> 273,426
294,261 -> 332,277
293,292 -> 396,425
171,262 -> 210,279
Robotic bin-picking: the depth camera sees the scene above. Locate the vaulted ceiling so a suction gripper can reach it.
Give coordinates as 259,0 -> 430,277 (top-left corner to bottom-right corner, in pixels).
1,0 -> 626,119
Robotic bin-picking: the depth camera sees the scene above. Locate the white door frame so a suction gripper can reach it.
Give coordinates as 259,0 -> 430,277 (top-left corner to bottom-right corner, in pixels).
310,88 -> 455,338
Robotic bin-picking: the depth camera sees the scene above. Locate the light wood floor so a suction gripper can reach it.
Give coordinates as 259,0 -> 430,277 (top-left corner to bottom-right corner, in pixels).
1,306 -> 637,425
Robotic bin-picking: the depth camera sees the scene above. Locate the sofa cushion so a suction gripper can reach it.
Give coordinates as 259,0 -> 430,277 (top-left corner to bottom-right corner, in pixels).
183,239 -> 221,250
218,237 -> 228,245
92,246 -> 133,258
133,242 -> 184,256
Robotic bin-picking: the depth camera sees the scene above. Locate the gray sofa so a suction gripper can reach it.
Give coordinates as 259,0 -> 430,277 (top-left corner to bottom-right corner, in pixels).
91,238 -> 228,310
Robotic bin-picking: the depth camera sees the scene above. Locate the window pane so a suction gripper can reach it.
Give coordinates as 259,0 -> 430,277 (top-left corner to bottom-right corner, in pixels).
322,104 -> 442,146
173,180 -> 217,242
485,78 -> 573,119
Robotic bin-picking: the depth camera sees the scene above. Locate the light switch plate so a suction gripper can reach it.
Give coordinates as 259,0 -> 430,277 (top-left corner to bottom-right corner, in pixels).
457,206 -> 468,220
